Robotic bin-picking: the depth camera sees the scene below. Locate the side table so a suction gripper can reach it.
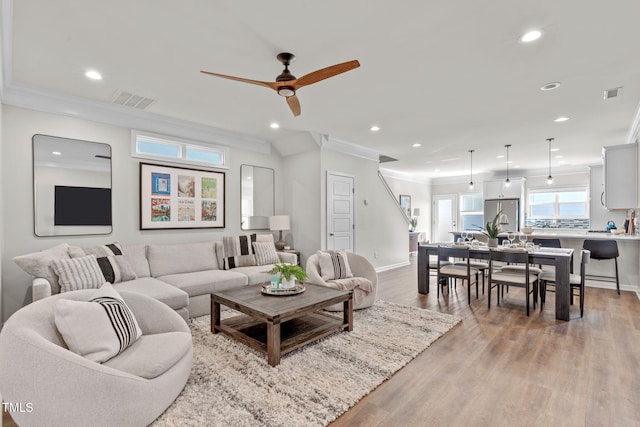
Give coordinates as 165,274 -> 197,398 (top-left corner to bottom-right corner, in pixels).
280,249 -> 301,266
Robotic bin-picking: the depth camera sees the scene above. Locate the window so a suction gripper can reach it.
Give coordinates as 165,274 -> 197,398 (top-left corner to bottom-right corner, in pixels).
131,130 -> 229,169
528,187 -> 589,219
460,193 -> 483,231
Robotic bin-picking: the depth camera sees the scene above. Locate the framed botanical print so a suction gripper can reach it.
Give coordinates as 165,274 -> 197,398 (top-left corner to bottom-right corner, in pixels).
399,194 -> 411,217
140,162 -> 225,229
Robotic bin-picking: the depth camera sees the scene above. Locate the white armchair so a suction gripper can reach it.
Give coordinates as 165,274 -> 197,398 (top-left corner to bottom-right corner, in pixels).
0,290 -> 192,426
306,251 -> 378,310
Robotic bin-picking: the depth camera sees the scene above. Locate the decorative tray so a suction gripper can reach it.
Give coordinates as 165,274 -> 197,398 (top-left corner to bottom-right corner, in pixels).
261,283 -> 306,296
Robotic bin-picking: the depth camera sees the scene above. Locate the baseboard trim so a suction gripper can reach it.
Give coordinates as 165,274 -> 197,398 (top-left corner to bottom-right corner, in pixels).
376,261 -> 410,273
585,281 -> 637,293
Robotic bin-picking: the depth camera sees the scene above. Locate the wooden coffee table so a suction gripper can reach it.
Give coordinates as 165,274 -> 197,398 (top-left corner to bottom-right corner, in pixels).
211,283 -> 353,366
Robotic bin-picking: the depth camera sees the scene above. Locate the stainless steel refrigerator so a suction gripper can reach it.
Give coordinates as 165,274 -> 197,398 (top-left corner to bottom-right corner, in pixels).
484,198 -> 520,232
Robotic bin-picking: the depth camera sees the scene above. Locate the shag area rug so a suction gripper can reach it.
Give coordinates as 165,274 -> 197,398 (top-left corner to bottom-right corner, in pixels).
153,300 -> 461,427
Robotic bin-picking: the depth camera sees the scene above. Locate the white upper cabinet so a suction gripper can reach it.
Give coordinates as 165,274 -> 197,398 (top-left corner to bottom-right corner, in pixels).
603,143 -> 638,209
483,178 -> 524,199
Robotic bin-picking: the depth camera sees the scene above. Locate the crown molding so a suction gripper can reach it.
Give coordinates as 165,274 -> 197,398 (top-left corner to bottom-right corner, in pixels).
379,168 -> 431,184
323,135 -> 379,162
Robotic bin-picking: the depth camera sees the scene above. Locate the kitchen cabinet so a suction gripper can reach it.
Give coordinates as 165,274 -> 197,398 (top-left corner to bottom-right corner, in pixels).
603,143 -> 638,209
483,178 -> 524,199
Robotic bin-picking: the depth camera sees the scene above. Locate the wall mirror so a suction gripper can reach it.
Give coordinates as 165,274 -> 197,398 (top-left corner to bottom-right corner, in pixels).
33,134 -> 112,236
240,164 -> 274,230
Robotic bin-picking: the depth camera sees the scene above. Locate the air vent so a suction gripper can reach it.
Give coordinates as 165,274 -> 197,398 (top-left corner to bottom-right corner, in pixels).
604,87 -> 622,100
379,154 -> 398,163
112,90 -> 156,110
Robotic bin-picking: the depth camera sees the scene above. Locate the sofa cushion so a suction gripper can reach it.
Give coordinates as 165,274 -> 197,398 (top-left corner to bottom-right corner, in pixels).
51,255 -> 107,292
113,277 -> 188,310
103,331 -> 191,379
252,241 -> 279,266
122,244 -> 151,278
13,243 -> 70,294
54,284 -> 142,363
230,265 -> 277,285
222,235 -> 257,269
157,269 -> 247,297
68,242 -> 125,258
147,242 -> 218,277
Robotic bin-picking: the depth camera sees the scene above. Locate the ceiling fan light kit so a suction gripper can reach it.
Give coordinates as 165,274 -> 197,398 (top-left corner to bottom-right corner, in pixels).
201,52 -> 360,117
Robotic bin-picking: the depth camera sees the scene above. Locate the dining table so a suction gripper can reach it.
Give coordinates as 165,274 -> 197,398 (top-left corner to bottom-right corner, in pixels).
417,243 -> 575,321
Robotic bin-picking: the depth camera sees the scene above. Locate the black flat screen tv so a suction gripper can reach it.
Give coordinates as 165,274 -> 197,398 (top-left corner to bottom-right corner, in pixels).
54,186 -> 112,226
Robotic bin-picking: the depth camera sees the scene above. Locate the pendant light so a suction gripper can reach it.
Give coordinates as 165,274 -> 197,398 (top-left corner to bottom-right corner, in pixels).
546,137 -> 554,185
504,144 -> 511,187
468,149 -> 475,190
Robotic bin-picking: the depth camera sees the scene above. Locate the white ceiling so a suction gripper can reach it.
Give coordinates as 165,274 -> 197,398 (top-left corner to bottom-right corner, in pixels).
5,0 -> 640,181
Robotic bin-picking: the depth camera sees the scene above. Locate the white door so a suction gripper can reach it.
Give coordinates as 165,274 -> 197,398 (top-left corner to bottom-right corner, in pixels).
327,172 -> 354,251
433,194 -> 457,243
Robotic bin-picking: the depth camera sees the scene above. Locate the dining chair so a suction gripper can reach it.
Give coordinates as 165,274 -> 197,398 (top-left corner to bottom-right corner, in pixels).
538,249 -> 590,317
436,246 -> 479,304
582,239 -> 619,294
488,249 -> 538,316
532,238 -> 562,248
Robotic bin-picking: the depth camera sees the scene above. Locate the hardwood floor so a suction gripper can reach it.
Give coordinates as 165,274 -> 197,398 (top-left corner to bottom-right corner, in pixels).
330,258 -> 640,427
3,259 -> 638,427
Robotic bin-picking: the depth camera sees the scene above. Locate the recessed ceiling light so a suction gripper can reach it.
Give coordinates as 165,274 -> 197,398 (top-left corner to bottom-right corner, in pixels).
506,161 -> 513,164
554,117 -> 570,122
521,30 -> 542,42
412,143 -> 422,148
270,122 -> 280,129
85,70 -> 102,80
370,125 -> 380,132
52,151 -> 61,156
558,160 -> 567,165
541,82 -> 561,91
521,30 -> 542,43
434,168 -> 440,173
555,155 -> 564,159
497,155 -> 505,159
514,165 -> 521,169
551,148 -> 560,152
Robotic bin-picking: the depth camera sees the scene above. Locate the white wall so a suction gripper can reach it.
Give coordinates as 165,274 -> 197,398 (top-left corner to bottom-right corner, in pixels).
1,105 -> 284,322
0,99 -> 3,326
382,175 -> 431,237
321,149 -> 407,270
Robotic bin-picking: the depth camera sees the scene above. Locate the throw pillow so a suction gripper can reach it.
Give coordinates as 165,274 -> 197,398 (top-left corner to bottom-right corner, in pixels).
255,233 -> 275,243
252,241 -> 279,265
54,283 -> 142,363
68,242 -> 125,258
317,250 -> 354,281
96,256 -> 137,284
12,243 -> 71,294
222,235 -> 257,269
51,255 -> 106,293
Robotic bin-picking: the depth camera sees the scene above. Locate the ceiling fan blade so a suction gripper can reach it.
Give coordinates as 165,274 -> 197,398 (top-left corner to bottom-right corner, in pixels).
200,71 -> 279,91
293,60 -> 360,89
286,95 -> 301,117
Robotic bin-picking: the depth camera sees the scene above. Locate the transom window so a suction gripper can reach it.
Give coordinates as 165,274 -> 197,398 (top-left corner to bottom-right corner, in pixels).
528,187 -> 589,219
131,130 -> 229,169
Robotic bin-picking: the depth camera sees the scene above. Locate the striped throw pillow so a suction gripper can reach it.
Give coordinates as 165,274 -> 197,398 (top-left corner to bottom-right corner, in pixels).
96,256 -> 137,284
51,255 -> 106,293
317,250 -> 354,281
222,235 -> 257,269
54,283 -> 142,363
68,242 -> 124,258
252,242 -> 279,266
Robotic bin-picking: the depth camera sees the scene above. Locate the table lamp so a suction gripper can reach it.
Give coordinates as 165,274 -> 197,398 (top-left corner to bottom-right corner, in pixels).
269,215 -> 290,250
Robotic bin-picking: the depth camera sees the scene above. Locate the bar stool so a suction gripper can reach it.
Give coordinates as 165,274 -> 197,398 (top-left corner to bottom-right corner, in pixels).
582,239 -> 620,294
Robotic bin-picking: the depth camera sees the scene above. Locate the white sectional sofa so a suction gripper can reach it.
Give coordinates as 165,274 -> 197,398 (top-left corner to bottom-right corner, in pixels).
17,238 -> 296,320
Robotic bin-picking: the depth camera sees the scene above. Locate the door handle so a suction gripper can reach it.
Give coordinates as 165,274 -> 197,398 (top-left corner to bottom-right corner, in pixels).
330,233 -> 335,236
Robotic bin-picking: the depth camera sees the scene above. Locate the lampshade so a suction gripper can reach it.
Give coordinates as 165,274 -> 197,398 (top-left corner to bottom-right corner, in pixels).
269,215 -> 290,231
413,208 -> 420,216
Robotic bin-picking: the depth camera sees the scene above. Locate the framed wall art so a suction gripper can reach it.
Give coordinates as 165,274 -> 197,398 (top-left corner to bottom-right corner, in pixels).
140,162 -> 225,229
399,194 -> 411,217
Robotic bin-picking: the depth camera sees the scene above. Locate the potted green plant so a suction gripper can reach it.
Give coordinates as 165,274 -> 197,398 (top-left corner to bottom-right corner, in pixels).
409,217 -> 418,232
267,263 -> 308,288
482,211 -> 502,247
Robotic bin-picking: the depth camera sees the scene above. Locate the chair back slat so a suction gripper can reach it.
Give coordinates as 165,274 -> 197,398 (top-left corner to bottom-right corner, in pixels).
532,238 -> 561,248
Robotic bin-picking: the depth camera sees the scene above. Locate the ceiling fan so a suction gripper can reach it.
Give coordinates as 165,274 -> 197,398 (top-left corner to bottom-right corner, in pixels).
200,53 -> 360,117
